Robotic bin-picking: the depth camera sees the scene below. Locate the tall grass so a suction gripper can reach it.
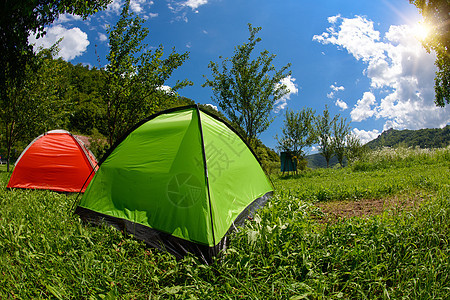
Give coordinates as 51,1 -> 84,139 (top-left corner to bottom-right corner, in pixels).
276,146 -> 450,202
0,148 -> 448,299
352,146 -> 450,171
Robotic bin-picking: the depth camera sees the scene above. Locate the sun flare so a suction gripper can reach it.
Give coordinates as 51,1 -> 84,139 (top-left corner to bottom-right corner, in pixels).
413,22 -> 430,41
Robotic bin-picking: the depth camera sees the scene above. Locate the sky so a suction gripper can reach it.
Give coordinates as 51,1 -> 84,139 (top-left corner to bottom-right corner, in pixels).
29,0 -> 450,151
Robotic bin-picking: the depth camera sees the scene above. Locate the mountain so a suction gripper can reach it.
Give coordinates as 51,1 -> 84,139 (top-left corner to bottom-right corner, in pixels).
365,125 -> 450,149
306,153 -> 344,169
305,125 -> 450,169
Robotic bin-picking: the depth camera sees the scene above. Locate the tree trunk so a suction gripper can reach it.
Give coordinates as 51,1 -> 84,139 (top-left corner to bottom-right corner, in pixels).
6,121 -> 15,172
6,144 -> 11,172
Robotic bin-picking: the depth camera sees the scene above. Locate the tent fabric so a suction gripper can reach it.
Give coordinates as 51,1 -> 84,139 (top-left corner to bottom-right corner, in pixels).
7,130 -> 98,193
75,105 -> 273,263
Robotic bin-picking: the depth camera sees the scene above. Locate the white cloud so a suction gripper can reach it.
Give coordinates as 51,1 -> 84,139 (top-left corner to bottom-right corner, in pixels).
335,99 -> 348,110
168,0 -> 209,21
157,85 -> 172,94
328,15 -> 341,24
183,0 -> 208,10
29,25 -> 89,61
130,0 -> 158,19
327,83 -> 345,99
106,0 -> 122,15
350,92 -> 376,122
352,128 -> 380,144
314,15 -> 450,130
205,104 -> 218,111
330,83 -> 345,92
130,0 -> 147,13
98,32 -> 108,42
274,76 -> 299,113
55,14 -> 82,24
105,0 -> 157,19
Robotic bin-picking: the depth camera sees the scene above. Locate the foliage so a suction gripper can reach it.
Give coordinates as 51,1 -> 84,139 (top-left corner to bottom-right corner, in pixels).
366,125 -> 450,149
0,47 -> 70,171
203,24 -> 292,148
331,116 -> 351,167
314,105 -> 337,168
103,0 -> 191,146
410,0 -> 449,106
253,138 -> 280,174
276,107 -> 315,161
66,64 -> 108,136
87,128 -> 109,161
0,147 -> 449,299
345,133 -> 367,165
0,0 -> 111,138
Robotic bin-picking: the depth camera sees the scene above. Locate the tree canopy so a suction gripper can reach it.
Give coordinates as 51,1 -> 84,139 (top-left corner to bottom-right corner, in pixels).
203,24 -> 292,148
276,107 -> 315,161
410,0 -> 449,106
0,0 -> 111,169
0,0 -> 111,100
332,116 -> 351,167
0,46 -> 70,170
314,105 -> 337,168
103,0 -> 191,146
366,125 -> 450,149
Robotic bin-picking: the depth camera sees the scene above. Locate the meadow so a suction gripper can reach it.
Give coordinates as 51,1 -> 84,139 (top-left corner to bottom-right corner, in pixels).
0,147 -> 449,299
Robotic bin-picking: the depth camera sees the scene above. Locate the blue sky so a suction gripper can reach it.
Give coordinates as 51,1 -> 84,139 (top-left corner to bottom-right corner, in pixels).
29,0 -> 450,151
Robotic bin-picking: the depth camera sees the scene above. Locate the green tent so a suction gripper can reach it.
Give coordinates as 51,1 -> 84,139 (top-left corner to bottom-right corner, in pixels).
75,105 -> 273,263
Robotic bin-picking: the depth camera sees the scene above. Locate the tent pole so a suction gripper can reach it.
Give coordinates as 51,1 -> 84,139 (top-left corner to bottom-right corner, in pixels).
195,105 -> 216,257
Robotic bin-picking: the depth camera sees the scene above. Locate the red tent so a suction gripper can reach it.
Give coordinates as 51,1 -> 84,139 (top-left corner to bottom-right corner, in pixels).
7,130 -> 98,192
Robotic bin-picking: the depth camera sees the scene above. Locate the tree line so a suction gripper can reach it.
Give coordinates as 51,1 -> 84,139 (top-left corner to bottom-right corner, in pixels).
0,1 -> 190,171
0,1 -> 287,172
366,125 -> 450,149
1,0 -> 447,172
275,105 -> 364,169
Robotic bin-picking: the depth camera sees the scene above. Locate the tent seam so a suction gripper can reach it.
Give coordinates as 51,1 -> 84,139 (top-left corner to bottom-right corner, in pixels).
195,105 -> 217,252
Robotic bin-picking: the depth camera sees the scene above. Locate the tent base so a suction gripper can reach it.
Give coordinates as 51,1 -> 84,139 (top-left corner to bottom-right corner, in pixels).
74,191 -> 272,264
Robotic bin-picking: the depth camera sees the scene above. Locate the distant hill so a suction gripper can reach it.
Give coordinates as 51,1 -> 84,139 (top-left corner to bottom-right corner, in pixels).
306,153 -> 344,169
366,125 -> 450,149
305,125 -> 450,169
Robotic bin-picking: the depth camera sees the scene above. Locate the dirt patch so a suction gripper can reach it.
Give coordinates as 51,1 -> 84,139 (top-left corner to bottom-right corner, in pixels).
315,194 -> 425,223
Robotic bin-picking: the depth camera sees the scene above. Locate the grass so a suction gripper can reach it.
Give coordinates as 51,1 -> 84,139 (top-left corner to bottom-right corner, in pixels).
0,147 -> 449,299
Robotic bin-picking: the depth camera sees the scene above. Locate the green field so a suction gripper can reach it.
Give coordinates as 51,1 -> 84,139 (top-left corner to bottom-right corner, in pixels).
0,148 -> 449,299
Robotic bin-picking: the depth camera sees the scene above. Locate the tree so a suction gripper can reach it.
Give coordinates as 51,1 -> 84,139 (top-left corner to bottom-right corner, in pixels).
203,24 -> 292,148
314,105 -> 337,168
0,0 -> 111,171
409,0 -> 449,107
66,63 -> 108,135
346,134 -> 367,165
103,0 -> 191,146
0,47 -> 70,171
276,107 -> 316,162
332,116 -> 351,167
0,0 -> 112,82
0,0 -> 111,109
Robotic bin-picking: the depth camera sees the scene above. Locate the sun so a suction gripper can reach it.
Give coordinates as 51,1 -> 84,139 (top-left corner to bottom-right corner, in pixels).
413,21 -> 431,41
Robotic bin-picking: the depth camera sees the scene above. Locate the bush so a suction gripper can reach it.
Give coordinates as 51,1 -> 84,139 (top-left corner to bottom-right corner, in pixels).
88,128 -> 109,160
